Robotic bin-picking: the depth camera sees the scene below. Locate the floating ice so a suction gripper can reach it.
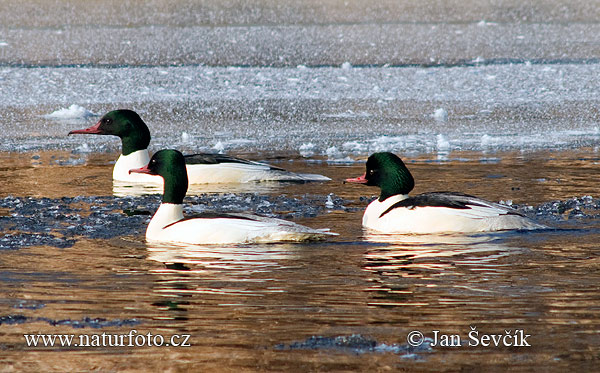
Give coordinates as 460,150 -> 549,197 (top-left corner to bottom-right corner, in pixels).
436,134 -> 450,152
212,141 -> 225,152
325,146 -> 355,163
44,105 -> 97,121
276,334 -> 432,356
477,20 -> 497,27
72,143 -> 91,153
325,194 -> 335,209
0,193 -> 353,248
299,143 -> 316,157
2,64 -> 600,155
481,134 -> 493,147
432,108 -> 448,122
341,62 -> 352,70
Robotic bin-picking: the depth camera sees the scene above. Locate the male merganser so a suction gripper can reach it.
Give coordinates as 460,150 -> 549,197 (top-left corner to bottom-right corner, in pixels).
346,152 -> 546,234
69,110 -> 330,184
130,149 -> 336,244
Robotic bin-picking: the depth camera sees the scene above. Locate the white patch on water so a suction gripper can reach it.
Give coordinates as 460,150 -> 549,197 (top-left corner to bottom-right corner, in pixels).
44,105 -> 97,121
325,194 -> 335,209
212,141 -> 225,153
436,134 -> 450,153
325,146 -> 356,163
481,134 -> 493,147
477,20 -> 497,27
322,110 -> 372,119
299,143 -> 316,157
211,139 -> 255,153
432,108 -> 448,122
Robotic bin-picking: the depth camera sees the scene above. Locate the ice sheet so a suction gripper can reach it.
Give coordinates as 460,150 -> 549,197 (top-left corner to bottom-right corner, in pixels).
0,64 -> 599,157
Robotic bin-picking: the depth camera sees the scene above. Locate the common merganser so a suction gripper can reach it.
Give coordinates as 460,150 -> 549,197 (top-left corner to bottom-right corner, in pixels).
130,149 -> 336,244
69,110 -> 330,184
346,152 -> 547,234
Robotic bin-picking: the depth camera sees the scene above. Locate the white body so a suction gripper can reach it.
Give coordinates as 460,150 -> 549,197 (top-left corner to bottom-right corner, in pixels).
112,149 -> 330,184
146,204 -> 335,244
362,194 -> 546,234
185,163 -> 330,183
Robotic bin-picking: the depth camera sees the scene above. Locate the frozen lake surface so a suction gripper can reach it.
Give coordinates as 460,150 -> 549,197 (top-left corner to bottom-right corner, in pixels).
2,63 -> 600,158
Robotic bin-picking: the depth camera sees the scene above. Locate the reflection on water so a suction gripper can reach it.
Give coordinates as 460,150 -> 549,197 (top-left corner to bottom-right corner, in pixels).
147,242 -> 299,301
1,150 -> 600,371
363,231 -> 522,272
113,179 -> 306,197
147,242 -> 298,274
362,230 -> 528,310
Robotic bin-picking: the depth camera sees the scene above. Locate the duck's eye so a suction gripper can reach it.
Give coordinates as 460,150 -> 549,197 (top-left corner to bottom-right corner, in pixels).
103,118 -> 112,125
369,169 -> 375,175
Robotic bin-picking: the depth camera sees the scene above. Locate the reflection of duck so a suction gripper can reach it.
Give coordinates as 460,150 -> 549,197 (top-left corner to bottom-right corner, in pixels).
112,179 -> 298,197
362,242 -> 524,309
364,232 -> 519,272
346,152 -> 547,234
69,109 -> 330,185
131,149 -> 337,244
147,241 -> 297,271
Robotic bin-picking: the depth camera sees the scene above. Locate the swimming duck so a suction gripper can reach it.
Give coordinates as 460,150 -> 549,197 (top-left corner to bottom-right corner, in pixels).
346,152 -> 546,233
69,109 -> 330,184
130,149 -> 336,244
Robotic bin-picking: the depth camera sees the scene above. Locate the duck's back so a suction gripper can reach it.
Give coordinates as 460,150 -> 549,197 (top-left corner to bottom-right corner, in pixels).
363,192 -> 546,234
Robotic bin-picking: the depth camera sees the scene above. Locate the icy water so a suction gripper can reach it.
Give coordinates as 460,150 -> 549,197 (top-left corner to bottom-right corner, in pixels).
1,147 -> 600,371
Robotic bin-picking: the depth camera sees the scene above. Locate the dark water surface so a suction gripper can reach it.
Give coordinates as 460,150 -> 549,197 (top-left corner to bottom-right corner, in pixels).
1,149 -> 599,371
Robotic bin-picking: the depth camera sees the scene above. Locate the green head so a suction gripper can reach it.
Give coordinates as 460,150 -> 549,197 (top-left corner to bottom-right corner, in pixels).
346,152 -> 415,201
69,109 -> 151,156
130,149 -> 189,204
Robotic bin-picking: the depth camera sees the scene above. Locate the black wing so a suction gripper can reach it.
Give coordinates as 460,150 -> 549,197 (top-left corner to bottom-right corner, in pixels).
380,192 -> 524,218
163,211 -> 260,229
184,153 -> 285,171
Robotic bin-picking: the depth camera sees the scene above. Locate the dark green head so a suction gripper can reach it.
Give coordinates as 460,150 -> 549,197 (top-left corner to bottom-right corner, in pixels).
68,109 -> 151,156
130,149 -> 188,204
346,152 -> 415,201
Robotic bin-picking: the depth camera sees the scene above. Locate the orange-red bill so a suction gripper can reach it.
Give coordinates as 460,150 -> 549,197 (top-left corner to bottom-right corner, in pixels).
68,120 -> 103,135
345,173 -> 367,183
129,165 -> 153,175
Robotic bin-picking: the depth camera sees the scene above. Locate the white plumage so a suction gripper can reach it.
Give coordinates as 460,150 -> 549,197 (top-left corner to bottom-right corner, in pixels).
347,152 -> 547,234
361,193 -> 546,234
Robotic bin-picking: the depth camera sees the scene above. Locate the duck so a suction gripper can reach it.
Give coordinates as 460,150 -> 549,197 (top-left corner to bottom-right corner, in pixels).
345,152 -> 547,234
130,149 -> 336,244
69,109 -> 330,184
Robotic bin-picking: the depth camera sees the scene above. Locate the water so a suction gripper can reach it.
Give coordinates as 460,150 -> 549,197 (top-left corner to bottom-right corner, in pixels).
2,1 -> 600,371
1,149 -> 599,371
